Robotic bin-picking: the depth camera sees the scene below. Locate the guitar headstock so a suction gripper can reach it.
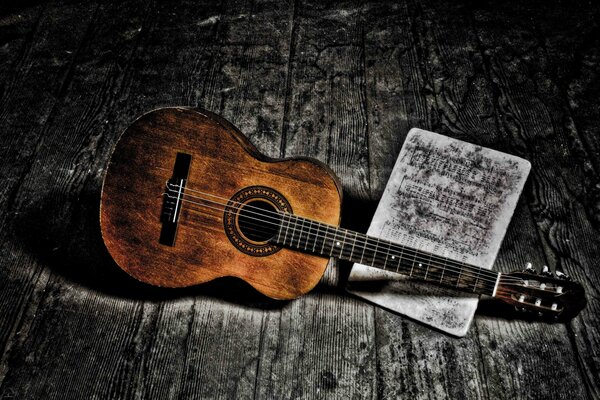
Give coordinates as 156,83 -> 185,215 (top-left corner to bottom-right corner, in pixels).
496,263 -> 586,321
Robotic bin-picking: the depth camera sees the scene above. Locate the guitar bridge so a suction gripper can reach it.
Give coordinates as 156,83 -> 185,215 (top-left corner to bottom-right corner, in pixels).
160,152 -> 192,246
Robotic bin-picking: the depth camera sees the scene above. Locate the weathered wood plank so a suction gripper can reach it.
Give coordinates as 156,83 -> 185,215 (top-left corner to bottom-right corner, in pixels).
0,0 -> 598,399
254,293 -> 376,399
364,1 -> 591,399
0,0 -> 157,395
469,2 -> 599,398
0,3 -> 46,120
251,1 -> 377,398
546,6 -> 600,396
0,1 -> 99,220
0,0 -> 298,397
0,0 -> 205,397
363,2 -> 429,198
129,1 -> 299,397
144,298 -> 265,399
281,0 -> 370,200
363,3 -> 487,398
0,0 -> 104,387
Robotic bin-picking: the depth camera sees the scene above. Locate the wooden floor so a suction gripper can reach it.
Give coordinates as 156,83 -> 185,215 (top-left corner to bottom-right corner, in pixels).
1,0 -> 599,398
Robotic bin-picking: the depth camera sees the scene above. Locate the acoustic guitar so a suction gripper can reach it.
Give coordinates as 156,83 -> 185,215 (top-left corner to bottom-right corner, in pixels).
100,107 -> 586,321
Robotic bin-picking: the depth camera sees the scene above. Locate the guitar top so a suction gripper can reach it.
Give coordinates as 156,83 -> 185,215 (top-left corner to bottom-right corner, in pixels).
101,107 -> 586,320
101,107 -> 342,299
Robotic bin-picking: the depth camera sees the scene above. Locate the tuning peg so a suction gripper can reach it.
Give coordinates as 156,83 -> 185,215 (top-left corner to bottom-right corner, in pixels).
524,262 -> 536,273
556,271 -> 571,280
541,265 -> 553,277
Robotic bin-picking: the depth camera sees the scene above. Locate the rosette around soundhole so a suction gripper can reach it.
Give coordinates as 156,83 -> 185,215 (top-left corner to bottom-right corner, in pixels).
224,186 -> 292,256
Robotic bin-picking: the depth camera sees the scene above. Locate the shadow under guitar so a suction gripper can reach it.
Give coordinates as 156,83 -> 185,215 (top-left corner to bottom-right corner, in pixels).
12,183 -> 285,309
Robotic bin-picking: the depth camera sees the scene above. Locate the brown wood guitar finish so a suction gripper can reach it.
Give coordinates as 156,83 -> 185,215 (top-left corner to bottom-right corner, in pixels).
100,107 -> 342,300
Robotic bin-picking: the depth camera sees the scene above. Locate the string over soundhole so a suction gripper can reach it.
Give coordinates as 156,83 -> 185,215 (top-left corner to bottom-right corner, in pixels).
238,200 -> 280,242
224,186 -> 292,256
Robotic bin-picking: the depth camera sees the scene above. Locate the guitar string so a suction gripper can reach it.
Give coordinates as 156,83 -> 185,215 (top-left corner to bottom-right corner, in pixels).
172,198 -> 533,293
166,193 -> 501,286
164,183 -> 512,283
167,185 -> 508,286
164,192 -> 522,289
170,202 -> 537,295
177,200 -> 504,294
166,191 -> 530,289
165,184 -> 532,287
165,189 -> 525,287
165,184 -> 529,287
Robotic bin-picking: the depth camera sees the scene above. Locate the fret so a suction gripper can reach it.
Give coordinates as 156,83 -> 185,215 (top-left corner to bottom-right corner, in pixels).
397,245 -> 405,273
289,216 -> 297,247
364,236 -> 378,266
349,232 -> 358,260
319,223 -> 328,254
289,215 -> 297,247
340,229 -> 348,259
372,238 -> 380,268
312,222 -> 320,253
286,215 -> 294,247
320,224 -> 328,254
472,267 -> 480,292
304,220 -> 312,250
456,264 -> 463,289
423,252 -> 433,280
382,241 -> 391,270
359,234 -> 366,264
393,250 -> 401,273
439,257 -> 447,283
329,228 -> 337,256
297,218 -> 305,248
413,258 -> 426,280
409,250 -> 418,277
411,250 -> 429,280
331,228 -> 340,257
443,265 -> 461,287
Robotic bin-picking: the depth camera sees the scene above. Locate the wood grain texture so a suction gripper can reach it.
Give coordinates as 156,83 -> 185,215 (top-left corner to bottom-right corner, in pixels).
101,107 -> 342,299
364,5 -> 491,398
468,3 -> 600,398
364,1 -> 595,399
0,0 -> 599,399
249,3 -> 378,398
0,0 -> 107,389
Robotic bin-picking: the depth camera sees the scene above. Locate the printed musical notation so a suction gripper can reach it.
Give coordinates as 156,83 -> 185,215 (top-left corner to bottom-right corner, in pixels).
347,128 -> 531,336
381,136 -> 523,265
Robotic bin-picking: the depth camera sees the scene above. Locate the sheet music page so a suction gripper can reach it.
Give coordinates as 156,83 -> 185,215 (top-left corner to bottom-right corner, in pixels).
347,128 -> 531,336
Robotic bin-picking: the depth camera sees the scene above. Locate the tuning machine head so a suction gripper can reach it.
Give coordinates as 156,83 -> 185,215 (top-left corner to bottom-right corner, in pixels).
524,262 -> 536,274
523,263 -> 555,277
556,271 -> 571,281
499,266 -> 586,322
541,265 -> 554,277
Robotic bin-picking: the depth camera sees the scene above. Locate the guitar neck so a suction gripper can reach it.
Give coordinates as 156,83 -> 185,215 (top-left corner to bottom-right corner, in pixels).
273,214 -> 501,297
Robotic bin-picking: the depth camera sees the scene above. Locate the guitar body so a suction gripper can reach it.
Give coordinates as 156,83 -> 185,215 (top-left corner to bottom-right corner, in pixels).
100,107 -> 342,300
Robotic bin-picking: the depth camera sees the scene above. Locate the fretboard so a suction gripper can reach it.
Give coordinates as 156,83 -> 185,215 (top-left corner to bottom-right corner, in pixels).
273,214 -> 500,297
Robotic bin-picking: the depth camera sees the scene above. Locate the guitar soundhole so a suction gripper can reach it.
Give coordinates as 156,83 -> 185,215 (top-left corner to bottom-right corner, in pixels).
224,186 -> 292,257
238,200 -> 279,243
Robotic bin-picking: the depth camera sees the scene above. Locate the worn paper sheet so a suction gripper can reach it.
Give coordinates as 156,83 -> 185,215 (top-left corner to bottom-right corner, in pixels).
347,128 -> 531,336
